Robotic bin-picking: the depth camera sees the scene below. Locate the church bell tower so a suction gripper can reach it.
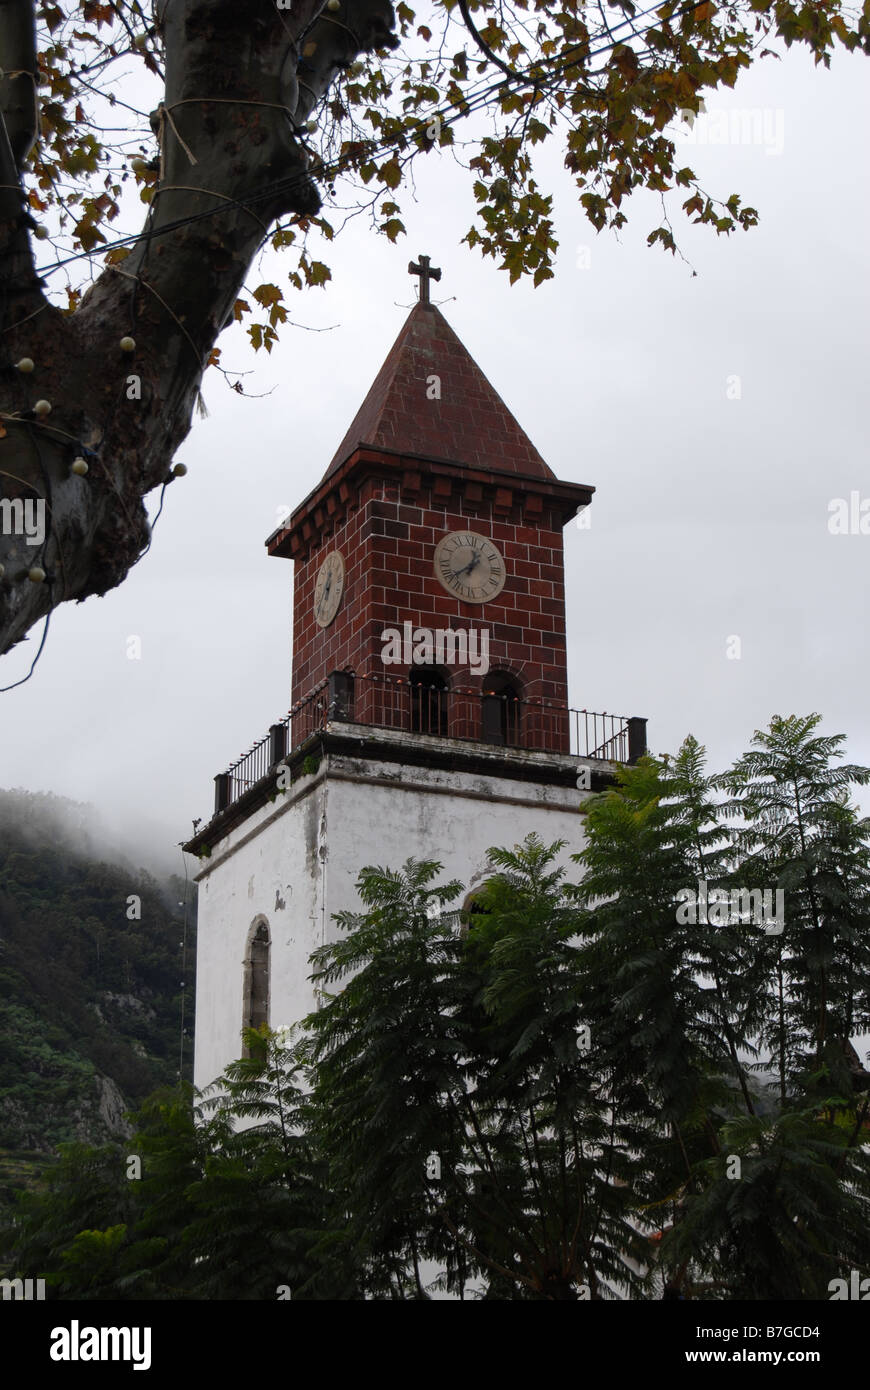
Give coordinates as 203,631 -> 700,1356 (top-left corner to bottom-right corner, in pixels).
187,260 -> 646,1091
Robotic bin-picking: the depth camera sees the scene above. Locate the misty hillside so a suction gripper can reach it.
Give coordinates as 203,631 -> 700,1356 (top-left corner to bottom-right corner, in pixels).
0,788 -> 195,1205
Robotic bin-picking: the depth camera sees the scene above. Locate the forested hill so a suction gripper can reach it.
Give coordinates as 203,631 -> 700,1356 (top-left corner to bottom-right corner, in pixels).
0,788 -> 195,1194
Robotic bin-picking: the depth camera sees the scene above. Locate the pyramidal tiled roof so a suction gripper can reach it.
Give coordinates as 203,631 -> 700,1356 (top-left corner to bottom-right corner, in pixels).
319,302 -> 555,483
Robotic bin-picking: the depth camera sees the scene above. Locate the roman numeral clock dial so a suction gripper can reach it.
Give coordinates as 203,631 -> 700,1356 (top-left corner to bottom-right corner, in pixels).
434,531 -> 506,603
313,551 -> 345,628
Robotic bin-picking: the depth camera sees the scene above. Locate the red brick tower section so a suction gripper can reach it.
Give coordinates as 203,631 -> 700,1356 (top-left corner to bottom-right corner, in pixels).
267,293 -> 593,754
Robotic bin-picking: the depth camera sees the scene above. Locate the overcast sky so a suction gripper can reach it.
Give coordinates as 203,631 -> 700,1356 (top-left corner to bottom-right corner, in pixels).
1,39 -> 869,877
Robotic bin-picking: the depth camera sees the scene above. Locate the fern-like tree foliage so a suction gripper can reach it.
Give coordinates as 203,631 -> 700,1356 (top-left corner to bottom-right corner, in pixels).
304,843 -> 656,1298
587,719 -> 870,1300
715,714 -> 870,1102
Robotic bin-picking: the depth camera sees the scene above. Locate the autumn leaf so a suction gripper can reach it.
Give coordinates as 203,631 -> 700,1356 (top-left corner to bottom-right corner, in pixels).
381,217 -> 405,242
378,156 -> 402,190
82,0 -> 114,23
253,283 -> 283,308
74,220 -> 106,252
305,261 -> 331,288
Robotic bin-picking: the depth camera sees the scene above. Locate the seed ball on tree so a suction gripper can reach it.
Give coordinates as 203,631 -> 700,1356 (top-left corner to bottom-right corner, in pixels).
327,0 -> 340,9
173,462 -> 187,477
120,336 -> 136,352
71,457 -> 89,476
33,226 -> 48,240
33,399 -> 51,416
28,566 -> 46,583
16,357 -> 34,373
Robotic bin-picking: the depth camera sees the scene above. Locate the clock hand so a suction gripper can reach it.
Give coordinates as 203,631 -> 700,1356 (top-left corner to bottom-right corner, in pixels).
456,552 -> 482,578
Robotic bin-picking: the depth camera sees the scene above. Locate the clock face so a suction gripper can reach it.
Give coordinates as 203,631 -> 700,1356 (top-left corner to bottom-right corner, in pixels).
313,551 -> 345,628
434,531 -> 506,604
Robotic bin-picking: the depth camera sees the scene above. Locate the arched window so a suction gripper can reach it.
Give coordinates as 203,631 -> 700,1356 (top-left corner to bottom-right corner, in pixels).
409,667 -> 448,736
481,673 -> 521,746
459,885 -> 494,939
242,916 -> 270,1054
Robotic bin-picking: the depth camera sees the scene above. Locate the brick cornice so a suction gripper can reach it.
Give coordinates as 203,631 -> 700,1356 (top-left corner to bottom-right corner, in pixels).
266,446 -> 594,561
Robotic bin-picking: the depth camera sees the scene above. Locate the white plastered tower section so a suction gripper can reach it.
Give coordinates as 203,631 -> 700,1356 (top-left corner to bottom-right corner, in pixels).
193,736 -> 600,1091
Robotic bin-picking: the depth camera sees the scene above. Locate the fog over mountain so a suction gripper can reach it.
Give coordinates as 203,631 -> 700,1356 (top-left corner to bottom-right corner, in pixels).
0,786 -> 188,884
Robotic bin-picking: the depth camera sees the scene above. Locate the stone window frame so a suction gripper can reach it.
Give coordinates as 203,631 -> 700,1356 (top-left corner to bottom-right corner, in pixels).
241,913 -> 271,1057
459,884 -> 495,938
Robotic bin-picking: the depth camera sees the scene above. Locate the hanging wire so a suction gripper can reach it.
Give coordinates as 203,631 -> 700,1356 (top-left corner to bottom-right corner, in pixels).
176,839 -> 192,1081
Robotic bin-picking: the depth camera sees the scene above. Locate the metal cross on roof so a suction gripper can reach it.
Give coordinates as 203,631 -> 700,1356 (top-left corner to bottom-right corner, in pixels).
408,254 -> 441,305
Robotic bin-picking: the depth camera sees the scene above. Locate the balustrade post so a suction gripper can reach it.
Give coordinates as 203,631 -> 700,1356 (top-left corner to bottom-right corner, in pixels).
627,717 -> 648,764
214,772 -> 231,814
268,723 -> 287,766
327,671 -> 354,722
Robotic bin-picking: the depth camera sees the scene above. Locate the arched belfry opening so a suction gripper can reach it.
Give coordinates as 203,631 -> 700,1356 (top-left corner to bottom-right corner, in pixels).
409,666 -> 448,736
242,916 -> 270,1053
481,673 -> 521,747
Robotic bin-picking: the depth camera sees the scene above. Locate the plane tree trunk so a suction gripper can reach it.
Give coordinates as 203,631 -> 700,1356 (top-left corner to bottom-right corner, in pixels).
0,0 -> 397,656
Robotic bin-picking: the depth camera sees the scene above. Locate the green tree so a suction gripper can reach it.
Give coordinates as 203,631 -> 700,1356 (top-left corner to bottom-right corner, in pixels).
189,1027 -> 344,1299
305,859 -> 467,1297
716,713 -> 870,1103
305,844 -> 647,1298
666,734 -> 765,1118
571,721 -> 870,1299
0,1139 -> 130,1296
456,836 -> 648,1299
572,752 -> 738,1297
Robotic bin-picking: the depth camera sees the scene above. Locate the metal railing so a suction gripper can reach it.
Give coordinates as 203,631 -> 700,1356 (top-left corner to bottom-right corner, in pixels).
211,672 -> 646,818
